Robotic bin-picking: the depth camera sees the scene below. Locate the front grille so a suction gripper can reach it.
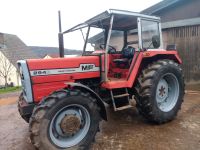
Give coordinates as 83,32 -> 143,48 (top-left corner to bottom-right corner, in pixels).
17,60 -> 33,103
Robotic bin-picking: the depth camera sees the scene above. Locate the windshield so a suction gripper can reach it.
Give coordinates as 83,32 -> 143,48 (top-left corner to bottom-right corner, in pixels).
141,19 -> 160,49
63,17 -> 160,53
64,26 -> 103,52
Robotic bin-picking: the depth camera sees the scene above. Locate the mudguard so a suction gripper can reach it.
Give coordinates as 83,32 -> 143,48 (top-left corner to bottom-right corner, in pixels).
65,82 -> 108,120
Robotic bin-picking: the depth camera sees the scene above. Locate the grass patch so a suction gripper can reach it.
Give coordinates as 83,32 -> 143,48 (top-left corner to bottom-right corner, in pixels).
0,86 -> 22,94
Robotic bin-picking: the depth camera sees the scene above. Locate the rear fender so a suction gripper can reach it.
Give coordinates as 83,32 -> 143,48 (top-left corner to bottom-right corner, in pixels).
65,82 -> 107,121
128,51 -> 182,88
142,51 -> 182,64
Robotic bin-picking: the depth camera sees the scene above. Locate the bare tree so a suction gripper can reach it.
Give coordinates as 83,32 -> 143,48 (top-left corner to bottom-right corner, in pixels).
0,53 -> 13,87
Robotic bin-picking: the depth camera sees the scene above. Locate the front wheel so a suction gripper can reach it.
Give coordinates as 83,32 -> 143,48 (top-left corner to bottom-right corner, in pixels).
134,59 -> 185,124
29,89 -> 101,150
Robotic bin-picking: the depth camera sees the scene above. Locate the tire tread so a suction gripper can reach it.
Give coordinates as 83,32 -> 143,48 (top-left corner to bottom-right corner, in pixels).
29,88 -> 101,150
134,59 -> 185,124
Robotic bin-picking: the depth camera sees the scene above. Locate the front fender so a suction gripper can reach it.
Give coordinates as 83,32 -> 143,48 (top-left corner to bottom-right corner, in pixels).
65,82 -> 107,121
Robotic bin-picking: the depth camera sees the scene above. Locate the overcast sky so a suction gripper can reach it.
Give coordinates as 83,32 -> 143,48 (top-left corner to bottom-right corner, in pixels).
0,0 -> 161,48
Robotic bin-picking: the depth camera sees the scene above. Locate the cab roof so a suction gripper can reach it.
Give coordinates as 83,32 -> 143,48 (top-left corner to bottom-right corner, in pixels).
63,9 -> 160,33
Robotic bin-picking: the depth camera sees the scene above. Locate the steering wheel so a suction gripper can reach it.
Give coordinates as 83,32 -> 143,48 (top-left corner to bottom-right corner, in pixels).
99,44 -> 116,54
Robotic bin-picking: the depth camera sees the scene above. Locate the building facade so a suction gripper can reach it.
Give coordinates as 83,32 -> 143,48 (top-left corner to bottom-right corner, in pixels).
0,33 -> 37,86
0,51 -> 20,86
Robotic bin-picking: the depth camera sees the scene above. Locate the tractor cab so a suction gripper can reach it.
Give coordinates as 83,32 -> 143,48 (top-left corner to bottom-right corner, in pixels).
61,9 -> 163,89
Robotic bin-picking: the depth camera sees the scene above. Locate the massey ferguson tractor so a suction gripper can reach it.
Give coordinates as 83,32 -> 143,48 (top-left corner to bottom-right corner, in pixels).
17,9 -> 184,150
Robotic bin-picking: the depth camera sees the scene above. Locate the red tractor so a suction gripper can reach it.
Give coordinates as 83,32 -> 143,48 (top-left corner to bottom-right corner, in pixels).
17,9 -> 184,150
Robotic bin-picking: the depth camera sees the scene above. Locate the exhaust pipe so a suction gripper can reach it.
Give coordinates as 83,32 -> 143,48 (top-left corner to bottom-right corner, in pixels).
58,11 -> 64,58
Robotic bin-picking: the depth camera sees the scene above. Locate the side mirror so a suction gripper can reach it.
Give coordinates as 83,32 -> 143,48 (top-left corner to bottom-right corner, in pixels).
152,35 -> 160,48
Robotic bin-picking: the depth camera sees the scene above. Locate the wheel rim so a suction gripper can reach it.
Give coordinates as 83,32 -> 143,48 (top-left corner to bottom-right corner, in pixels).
49,104 -> 90,148
156,73 -> 179,112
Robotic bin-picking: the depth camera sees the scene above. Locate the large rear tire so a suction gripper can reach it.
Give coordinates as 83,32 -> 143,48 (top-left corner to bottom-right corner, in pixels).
134,59 -> 185,124
29,89 -> 101,150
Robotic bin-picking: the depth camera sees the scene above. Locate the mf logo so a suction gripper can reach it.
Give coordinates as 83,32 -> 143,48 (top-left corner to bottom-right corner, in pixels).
81,64 -> 94,71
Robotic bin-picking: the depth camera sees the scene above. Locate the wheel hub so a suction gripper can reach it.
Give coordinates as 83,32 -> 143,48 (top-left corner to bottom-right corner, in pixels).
60,115 -> 81,135
156,73 -> 180,112
49,105 -> 91,148
159,86 -> 166,97
156,79 -> 168,102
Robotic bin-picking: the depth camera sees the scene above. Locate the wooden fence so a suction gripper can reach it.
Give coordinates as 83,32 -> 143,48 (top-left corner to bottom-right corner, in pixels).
164,25 -> 200,82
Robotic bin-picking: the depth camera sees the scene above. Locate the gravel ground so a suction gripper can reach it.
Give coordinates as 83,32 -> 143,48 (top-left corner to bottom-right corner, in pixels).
0,91 -> 21,99
0,88 -> 200,150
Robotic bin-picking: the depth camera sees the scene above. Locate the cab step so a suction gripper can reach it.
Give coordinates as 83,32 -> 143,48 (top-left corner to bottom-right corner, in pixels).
115,105 -> 133,111
110,88 -> 133,111
113,93 -> 129,98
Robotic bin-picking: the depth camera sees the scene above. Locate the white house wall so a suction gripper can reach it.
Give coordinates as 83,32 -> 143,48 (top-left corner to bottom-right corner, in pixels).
0,51 -> 21,86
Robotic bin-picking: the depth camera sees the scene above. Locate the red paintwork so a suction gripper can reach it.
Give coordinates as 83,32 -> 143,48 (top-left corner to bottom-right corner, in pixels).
27,56 -> 100,102
32,72 -> 99,84
32,81 -> 68,102
142,50 -> 182,63
27,50 -> 182,102
101,52 -> 143,89
28,56 -> 100,70
101,50 -> 182,89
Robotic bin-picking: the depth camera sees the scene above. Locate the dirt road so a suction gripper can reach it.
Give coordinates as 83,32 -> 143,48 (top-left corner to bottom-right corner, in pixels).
0,89 -> 200,150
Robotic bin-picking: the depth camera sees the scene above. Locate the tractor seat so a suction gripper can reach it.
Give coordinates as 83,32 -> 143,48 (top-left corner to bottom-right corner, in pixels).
113,46 -> 135,67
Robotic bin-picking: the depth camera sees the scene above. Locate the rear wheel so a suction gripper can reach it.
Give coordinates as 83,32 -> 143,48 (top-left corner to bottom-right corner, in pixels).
29,89 -> 101,150
134,59 -> 185,124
